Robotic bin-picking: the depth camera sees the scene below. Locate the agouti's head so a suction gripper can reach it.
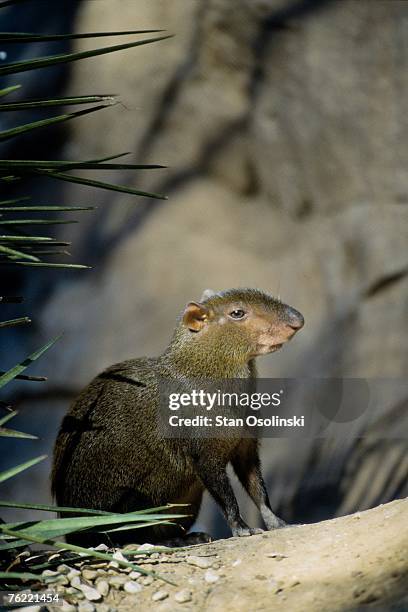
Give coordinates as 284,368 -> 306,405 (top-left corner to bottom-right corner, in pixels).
176,288 -> 304,366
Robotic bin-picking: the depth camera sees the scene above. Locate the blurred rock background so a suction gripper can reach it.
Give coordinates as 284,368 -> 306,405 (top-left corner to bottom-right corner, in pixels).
1,0 -> 407,536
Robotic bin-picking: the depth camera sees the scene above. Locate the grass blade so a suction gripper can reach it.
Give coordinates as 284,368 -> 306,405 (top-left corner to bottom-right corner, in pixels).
0,455 -> 46,483
0,35 -> 173,76
0,197 -> 30,206
0,570 -> 40,582
0,526 -> 175,584
0,335 -> 60,388
0,316 -> 31,328
0,372 -> 46,381
0,94 -> 116,110
103,520 -> 173,534
0,104 -> 112,142
0,219 -> 78,226
40,171 -> 167,199
0,206 -> 94,212
0,427 -> 38,439
3,511 -> 187,539
0,410 -> 17,426
0,160 -> 165,170
0,500 -> 113,515
0,236 -> 54,242
0,84 -> 21,98
9,262 -> 90,269
0,540 -> 30,551
0,30 -> 165,42
0,245 -> 40,262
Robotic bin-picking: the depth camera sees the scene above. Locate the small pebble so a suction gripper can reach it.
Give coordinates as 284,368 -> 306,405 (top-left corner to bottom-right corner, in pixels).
57,564 -> 72,575
80,584 -> 102,601
65,586 -> 81,595
186,555 -> 212,569
175,589 -> 192,603
78,602 -> 95,612
82,569 -> 98,581
61,601 -> 77,612
67,569 -> 81,581
129,570 -> 142,579
152,590 -> 168,601
112,550 -> 127,563
96,580 -> 110,596
70,576 -> 81,588
138,543 -> 156,551
108,561 -> 119,569
232,559 -> 242,567
42,569 -> 60,578
109,575 -> 127,588
92,543 -> 109,551
142,576 -> 154,586
124,580 -> 143,594
204,569 -> 220,583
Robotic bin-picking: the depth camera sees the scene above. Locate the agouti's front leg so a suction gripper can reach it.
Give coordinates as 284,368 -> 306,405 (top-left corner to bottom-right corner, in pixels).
231,439 -> 286,530
192,455 -> 263,537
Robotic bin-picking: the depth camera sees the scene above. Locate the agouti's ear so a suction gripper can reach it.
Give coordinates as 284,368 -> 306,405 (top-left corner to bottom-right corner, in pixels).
183,302 -> 209,332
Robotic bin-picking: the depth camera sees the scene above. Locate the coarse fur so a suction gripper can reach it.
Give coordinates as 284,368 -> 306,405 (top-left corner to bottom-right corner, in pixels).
52,288 -> 304,545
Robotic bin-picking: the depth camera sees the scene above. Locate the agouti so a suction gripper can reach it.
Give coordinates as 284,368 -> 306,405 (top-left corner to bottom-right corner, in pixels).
52,288 -> 304,544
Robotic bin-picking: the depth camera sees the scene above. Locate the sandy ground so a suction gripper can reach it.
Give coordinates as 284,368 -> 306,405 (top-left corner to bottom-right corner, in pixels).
82,498 -> 408,612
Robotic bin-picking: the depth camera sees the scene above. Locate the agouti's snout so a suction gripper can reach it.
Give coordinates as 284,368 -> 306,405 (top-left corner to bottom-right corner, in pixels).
283,306 -> 304,331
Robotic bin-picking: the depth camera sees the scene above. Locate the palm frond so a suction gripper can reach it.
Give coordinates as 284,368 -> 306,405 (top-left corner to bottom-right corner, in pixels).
0,335 -> 60,388
0,455 -> 46,483
0,34 -> 173,76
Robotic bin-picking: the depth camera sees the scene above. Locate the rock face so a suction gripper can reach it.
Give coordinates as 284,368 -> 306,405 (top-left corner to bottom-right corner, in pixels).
6,0 -> 407,527
41,0 -> 408,381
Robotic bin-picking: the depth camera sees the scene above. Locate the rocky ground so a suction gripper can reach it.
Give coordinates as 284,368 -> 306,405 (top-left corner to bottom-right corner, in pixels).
13,498 -> 408,612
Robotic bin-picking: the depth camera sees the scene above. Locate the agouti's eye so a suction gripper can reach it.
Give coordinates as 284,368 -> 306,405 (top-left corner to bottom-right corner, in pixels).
229,309 -> 246,320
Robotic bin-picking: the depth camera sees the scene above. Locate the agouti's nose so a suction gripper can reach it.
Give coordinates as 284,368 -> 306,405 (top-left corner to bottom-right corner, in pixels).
284,306 -> 304,330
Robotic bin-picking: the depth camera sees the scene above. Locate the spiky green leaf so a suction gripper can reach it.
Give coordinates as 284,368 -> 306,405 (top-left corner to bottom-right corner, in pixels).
0,94 -> 116,111
0,455 -> 46,483
0,526 -> 175,583
0,244 -> 40,262
0,335 -> 60,388
0,35 -> 173,76
0,427 -> 38,439
40,170 -> 167,199
0,30 -> 165,42
0,316 -> 31,328
0,104 -> 111,142
9,261 -> 90,269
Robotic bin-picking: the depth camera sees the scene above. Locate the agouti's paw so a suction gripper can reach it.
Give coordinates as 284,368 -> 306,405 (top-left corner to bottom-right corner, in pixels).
232,526 -> 264,537
266,517 -> 287,530
184,531 -> 212,544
